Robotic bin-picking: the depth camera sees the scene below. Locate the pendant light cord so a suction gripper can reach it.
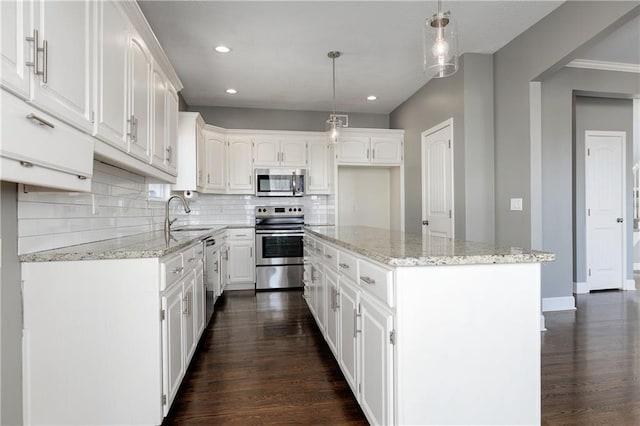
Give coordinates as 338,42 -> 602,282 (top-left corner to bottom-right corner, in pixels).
332,56 -> 336,116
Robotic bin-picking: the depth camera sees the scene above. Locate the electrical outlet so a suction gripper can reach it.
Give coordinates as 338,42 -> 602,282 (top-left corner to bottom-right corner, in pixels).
510,198 -> 523,211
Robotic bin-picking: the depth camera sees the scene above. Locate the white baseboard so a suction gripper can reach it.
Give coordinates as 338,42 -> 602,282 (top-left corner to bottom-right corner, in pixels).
540,314 -> 547,332
224,282 -> 255,291
624,279 -> 637,291
573,281 -> 589,294
542,296 -> 576,312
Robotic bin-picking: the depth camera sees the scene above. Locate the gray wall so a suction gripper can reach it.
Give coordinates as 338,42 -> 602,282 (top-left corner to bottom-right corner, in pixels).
575,96 -> 634,282
188,106 -> 389,131
390,53 -> 495,242
1,182 -> 21,425
541,67 -> 638,299
493,1 -> 639,250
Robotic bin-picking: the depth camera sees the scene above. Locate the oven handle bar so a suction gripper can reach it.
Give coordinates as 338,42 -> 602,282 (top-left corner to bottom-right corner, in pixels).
255,231 -> 304,237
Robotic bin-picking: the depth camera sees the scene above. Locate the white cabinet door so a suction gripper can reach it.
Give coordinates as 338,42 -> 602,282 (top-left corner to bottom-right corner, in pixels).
165,87 -> 179,174
338,277 -> 359,397
227,138 -> 254,193
95,1 -> 129,151
196,121 -> 206,189
194,262 -> 205,339
128,36 -> 151,162
313,262 -> 325,334
307,138 -> 330,194
337,136 -> 370,164
325,268 -> 339,357
183,274 -> 197,364
1,0 -> 31,98
253,137 -> 280,167
203,130 -> 226,192
150,67 -> 167,168
280,138 -> 307,167
371,136 -> 402,165
162,282 -> 185,414
220,244 -> 229,293
360,294 -> 394,426
31,0 -> 94,133
228,240 -> 255,284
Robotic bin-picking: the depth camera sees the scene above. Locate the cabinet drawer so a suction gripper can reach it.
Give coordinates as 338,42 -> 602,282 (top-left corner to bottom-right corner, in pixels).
161,252 -> 184,291
1,91 -> 94,179
337,251 -> 358,283
228,228 -> 254,240
183,246 -> 200,270
358,259 -> 394,307
323,245 -> 338,270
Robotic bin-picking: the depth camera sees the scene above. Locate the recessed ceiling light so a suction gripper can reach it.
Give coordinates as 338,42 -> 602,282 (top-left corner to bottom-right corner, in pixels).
225,88 -> 238,94
215,45 -> 231,53
367,95 -> 377,101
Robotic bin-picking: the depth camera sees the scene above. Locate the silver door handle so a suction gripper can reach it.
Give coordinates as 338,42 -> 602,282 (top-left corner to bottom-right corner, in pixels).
325,254 -> 333,259
41,39 -> 48,83
26,113 -> 54,128
172,266 -> 184,274
339,263 -> 350,269
372,148 -> 375,159
166,146 -> 172,162
422,220 -> 429,226
25,29 -> 39,73
214,261 -> 219,273
617,218 -> 624,223
188,257 -> 195,263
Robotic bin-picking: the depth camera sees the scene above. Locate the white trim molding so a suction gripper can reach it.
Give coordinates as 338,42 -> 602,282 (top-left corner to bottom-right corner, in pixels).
542,296 -> 576,312
566,59 -> 640,74
573,281 -> 589,294
624,279 -> 637,291
529,82 -> 542,250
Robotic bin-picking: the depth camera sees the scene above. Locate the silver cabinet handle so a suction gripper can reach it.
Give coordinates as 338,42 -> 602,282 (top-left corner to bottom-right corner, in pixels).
335,291 -> 339,309
360,275 -> 376,285
617,217 -> 624,223
197,250 -> 204,255
42,39 -> 48,83
77,175 -> 87,180
339,263 -> 350,269
183,295 -> 188,315
250,247 -> 253,258
214,261 -> 219,273
330,287 -> 335,310
20,161 -> 34,168
26,113 -> 54,128
172,266 -> 184,274
166,146 -> 172,162
188,257 -> 195,263
25,29 -> 39,73
325,254 -> 333,259
127,115 -> 137,143
372,148 -> 375,159
366,148 -> 370,159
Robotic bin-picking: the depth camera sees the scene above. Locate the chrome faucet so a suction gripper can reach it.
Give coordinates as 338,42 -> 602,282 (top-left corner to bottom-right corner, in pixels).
164,194 -> 192,240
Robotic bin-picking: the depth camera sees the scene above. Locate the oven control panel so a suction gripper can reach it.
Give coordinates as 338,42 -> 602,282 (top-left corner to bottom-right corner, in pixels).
255,205 -> 304,217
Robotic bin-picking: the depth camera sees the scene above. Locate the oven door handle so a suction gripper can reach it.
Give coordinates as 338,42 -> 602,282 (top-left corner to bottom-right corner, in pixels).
255,232 -> 304,237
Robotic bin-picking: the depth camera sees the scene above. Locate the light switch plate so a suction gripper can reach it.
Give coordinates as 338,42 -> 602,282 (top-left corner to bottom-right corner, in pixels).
510,198 -> 523,211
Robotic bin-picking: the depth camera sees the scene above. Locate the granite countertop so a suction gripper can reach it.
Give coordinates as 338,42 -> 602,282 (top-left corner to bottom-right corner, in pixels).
304,226 -> 555,267
19,226 -> 227,262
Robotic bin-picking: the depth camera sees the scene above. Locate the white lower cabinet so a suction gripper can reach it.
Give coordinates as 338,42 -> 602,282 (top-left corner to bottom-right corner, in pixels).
227,228 -> 255,289
21,241 -> 206,425
305,233 -> 395,425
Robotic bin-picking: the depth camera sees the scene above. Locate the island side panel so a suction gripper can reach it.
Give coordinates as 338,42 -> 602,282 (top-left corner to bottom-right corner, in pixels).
22,258 -> 163,426
394,263 -> 541,425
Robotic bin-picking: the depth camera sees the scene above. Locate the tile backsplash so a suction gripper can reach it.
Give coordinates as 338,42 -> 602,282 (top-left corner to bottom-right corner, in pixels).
18,161 -> 166,254
18,160 -> 333,254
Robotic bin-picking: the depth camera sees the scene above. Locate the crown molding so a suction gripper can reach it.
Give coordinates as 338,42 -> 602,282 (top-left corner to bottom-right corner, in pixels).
566,59 -> 640,74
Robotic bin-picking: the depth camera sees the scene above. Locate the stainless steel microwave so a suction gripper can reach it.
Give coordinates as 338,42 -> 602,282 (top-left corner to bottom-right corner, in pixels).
255,168 -> 305,197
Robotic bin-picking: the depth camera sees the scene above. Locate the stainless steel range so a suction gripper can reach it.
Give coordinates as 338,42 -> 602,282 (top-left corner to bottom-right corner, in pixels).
255,205 -> 304,290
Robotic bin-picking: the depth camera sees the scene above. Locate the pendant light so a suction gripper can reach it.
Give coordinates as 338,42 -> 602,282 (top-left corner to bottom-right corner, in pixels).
423,0 -> 458,78
326,51 -> 347,143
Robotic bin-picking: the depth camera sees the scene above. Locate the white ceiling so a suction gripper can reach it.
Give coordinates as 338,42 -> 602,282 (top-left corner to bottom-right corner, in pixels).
139,1 -> 566,114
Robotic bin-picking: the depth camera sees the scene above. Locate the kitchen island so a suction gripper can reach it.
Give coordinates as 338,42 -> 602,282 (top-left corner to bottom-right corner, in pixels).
303,226 -> 554,426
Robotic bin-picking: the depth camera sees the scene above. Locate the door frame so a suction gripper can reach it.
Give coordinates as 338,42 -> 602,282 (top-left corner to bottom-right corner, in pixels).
584,130 -> 627,290
421,118 -> 455,238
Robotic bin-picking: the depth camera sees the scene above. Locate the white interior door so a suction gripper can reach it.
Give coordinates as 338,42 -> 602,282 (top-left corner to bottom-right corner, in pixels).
422,120 -> 454,238
586,130 -> 626,291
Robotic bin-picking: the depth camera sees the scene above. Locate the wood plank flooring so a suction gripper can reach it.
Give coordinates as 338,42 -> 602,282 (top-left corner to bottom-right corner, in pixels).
162,290 -> 366,425
164,288 -> 640,425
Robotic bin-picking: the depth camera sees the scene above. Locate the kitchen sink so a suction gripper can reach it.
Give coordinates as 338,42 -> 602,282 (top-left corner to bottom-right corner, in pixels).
170,227 -> 213,232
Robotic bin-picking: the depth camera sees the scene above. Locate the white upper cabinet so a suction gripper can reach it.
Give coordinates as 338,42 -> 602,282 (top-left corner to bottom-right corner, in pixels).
151,67 -> 167,168
227,136 -> 254,193
95,0 -> 129,151
337,130 -> 404,166
203,129 -> 227,192
127,35 -> 151,162
253,136 -> 307,168
1,0 -> 94,133
307,137 -> 331,194
1,0 -> 31,98
165,86 -> 179,173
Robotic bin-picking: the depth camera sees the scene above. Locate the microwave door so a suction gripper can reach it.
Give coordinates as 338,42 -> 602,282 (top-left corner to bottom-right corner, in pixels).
291,172 -> 296,196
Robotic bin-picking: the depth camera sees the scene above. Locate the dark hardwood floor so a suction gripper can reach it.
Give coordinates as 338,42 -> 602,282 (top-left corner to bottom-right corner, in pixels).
164,287 -> 640,425
542,289 -> 640,425
162,290 -> 367,425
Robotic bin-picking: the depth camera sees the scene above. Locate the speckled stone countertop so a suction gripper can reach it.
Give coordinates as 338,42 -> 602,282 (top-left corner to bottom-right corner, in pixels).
19,226 -> 227,262
305,226 -> 555,267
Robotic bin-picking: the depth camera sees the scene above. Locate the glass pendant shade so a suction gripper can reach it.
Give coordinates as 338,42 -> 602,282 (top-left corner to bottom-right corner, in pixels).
423,11 -> 458,78
327,114 -> 342,143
